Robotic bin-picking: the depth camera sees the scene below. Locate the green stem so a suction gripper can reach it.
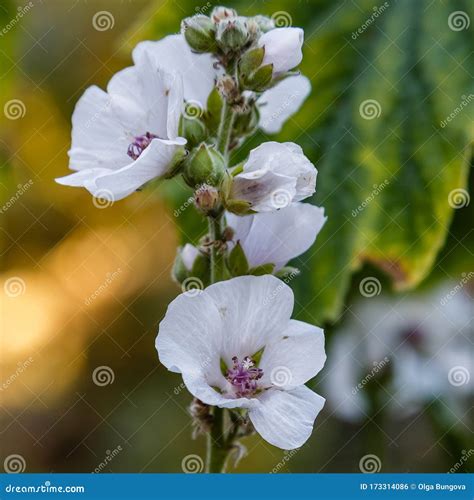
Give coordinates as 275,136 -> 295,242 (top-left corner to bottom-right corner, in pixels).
206,407 -> 229,473
209,215 -> 225,284
216,101 -> 235,158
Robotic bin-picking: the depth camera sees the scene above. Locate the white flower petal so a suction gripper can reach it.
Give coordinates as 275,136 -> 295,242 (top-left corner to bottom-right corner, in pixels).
249,386 -> 325,449
227,203 -> 326,269
259,319 -> 326,388
68,86 -> 131,172
258,75 -> 311,134
181,244 -> 200,271
156,289 -> 222,376
182,371 -> 260,410
259,28 -> 304,75
90,137 -> 186,201
204,275 -> 294,364
133,34 -> 217,107
231,142 -> 317,211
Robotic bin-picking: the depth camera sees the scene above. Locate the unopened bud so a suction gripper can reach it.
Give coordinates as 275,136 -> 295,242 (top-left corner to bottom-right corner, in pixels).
216,75 -> 240,104
181,15 -> 217,53
238,47 -> 273,91
194,184 -> 220,214
216,17 -> 249,52
183,143 -> 225,188
211,6 -> 237,24
181,115 -> 207,147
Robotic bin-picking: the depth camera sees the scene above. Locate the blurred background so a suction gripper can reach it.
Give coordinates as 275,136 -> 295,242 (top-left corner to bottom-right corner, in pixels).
0,0 -> 472,473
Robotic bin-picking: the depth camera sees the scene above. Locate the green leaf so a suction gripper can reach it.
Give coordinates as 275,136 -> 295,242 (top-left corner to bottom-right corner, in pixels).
249,263 -> 275,276
227,241 -> 249,277
296,0 -> 473,323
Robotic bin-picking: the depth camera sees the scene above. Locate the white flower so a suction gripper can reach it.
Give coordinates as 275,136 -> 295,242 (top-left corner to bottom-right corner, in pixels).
56,52 -> 186,201
230,142 -> 317,212
258,27 -> 304,76
156,275 -> 326,449
227,203 -> 326,270
133,34 -> 311,134
324,284 -> 473,422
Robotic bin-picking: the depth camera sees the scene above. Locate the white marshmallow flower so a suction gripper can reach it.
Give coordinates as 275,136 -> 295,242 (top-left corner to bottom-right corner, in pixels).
133,34 -> 311,134
227,203 -> 326,270
229,142 -> 317,212
56,52 -> 186,201
156,275 -> 326,450
258,27 -> 304,76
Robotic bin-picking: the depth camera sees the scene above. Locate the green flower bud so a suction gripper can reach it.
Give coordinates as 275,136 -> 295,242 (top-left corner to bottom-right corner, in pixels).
203,87 -> 224,135
216,17 -> 249,52
233,103 -> 260,137
181,115 -> 207,148
211,6 -> 237,24
181,15 -> 217,53
183,143 -> 225,188
238,46 -> 274,91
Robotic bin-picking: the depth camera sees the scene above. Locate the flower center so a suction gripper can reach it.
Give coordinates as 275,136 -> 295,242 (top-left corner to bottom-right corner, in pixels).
127,132 -> 159,160
399,325 -> 425,350
226,356 -> 263,397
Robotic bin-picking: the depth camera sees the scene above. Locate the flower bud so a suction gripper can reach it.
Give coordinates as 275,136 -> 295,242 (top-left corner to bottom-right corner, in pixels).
211,6 -> 237,23
216,75 -> 240,104
238,47 -> 273,91
194,184 -> 220,215
233,103 -> 260,137
183,143 -> 225,188
216,17 -> 249,52
258,27 -> 304,76
181,115 -> 207,148
181,15 -> 217,53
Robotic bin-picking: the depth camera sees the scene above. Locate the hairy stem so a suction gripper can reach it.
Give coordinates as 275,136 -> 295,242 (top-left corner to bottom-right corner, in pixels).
206,406 -> 229,473
217,101 -> 235,158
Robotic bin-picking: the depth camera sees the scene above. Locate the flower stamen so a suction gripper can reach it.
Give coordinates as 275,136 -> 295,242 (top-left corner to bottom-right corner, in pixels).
127,132 -> 159,160
226,356 -> 263,397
